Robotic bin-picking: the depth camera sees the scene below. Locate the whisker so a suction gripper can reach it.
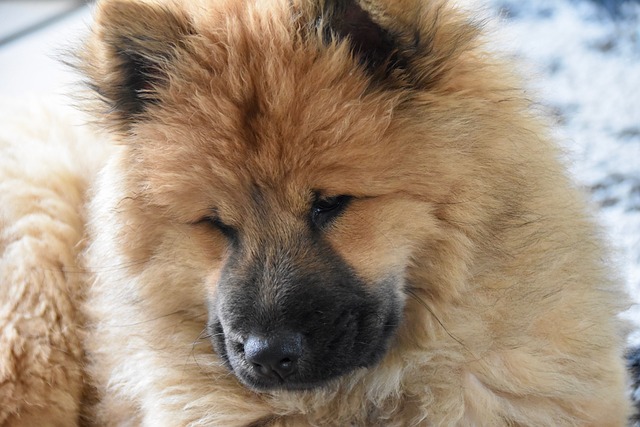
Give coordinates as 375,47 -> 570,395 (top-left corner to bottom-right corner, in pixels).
105,310 -> 206,328
404,287 -> 477,359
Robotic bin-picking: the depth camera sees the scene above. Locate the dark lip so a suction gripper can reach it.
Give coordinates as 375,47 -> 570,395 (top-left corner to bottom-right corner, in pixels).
208,321 -> 233,369
235,370 -> 334,392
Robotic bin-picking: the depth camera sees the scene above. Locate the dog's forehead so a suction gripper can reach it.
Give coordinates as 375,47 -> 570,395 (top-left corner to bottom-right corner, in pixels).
132,0 -> 414,218
163,26 -> 398,172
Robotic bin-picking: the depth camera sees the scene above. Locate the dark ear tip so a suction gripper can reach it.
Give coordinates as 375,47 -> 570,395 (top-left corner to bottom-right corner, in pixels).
82,0 -> 194,129
322,0 -> 401,75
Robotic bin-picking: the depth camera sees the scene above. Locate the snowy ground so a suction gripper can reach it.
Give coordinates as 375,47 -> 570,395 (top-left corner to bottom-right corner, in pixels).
480,0 -> 640,327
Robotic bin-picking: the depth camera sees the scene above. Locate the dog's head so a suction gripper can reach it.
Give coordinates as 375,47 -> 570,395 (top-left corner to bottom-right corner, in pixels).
84,0 -> 481,391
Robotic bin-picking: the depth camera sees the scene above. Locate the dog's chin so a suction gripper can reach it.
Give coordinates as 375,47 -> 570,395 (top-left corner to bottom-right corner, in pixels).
228,354 -> 377,393
234,370 -> 334,392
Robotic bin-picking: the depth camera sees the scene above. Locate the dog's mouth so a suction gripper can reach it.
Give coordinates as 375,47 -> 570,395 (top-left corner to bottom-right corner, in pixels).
206,231 -> 405,392
209,303 -> 401,392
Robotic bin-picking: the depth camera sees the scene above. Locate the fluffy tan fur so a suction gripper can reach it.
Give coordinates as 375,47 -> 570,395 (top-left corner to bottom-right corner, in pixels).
0,0 -> 633,425
0,101 -> 109,426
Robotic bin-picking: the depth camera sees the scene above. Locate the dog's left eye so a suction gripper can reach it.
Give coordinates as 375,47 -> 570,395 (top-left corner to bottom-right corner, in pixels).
197,215 -> 238,241
311,195 -> 353,228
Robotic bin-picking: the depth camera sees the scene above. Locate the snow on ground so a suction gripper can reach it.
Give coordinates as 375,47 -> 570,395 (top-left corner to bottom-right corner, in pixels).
481,0 -> 640,329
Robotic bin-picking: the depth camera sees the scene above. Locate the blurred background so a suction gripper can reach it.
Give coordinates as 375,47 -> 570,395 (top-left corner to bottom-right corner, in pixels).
485,0 -> 640,338
0,0 -> 638,319
0,0 -> 90,97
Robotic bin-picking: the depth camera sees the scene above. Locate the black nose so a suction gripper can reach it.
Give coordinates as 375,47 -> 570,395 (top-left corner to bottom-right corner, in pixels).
244,332 -> 303,381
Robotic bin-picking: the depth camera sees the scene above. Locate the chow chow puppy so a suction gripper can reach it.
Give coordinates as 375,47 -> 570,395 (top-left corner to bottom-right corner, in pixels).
77,0 -> 632,425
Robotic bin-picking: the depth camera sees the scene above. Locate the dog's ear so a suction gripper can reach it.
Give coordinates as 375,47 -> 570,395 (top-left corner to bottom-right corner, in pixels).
81,0 -> 194,130
318,0 -> 480,88
320,0 -> 401,75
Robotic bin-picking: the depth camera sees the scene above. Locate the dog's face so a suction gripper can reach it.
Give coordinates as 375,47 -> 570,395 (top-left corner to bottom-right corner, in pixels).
208,190 -> 405,390
84,0 -> 477,392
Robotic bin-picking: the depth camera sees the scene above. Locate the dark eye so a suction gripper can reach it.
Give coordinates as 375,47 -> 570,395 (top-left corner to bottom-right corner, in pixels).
198,215 -> 237,241
311,194 -> 353,228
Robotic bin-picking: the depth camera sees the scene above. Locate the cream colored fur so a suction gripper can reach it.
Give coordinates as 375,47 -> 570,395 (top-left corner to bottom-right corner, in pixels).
0,100 -> 110,426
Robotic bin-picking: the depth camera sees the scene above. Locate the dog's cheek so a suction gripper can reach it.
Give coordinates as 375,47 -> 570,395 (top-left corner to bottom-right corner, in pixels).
130,223 -> 228,314
327,196 -> 439,284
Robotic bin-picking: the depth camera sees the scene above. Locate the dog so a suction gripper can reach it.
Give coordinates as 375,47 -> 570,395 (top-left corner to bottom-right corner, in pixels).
71,0 -> 633,424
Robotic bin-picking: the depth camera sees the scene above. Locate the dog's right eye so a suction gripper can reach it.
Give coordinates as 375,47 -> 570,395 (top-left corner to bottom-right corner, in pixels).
198,215 -> 237,241
311,194 -> 353,229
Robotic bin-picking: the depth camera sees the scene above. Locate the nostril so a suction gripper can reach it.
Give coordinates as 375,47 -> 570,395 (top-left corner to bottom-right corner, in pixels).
251,361 -> 270,376
274,357 -> 295,377
231,340 -> 245,354
244,332 -> 303,380
279,358 -> 293,370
